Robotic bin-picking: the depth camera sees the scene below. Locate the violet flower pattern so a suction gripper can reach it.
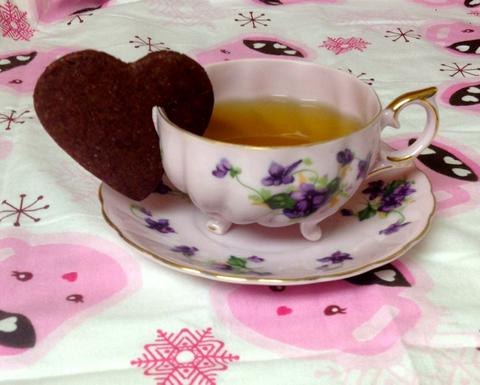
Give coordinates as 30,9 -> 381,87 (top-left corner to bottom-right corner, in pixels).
140,206 -> 153,217
284,183 -> 330,219
337,149 -> 354,166
362,180 -> 385,200
212,158 -> 232,178
155,179 -> 172,194
145,217 -> 175,234
211,152 -> 363,221
317,251 -> 353,270
341,178 -> 416,235
379,220 -> 411,235
212,158 -> 242,178
261,160 -> 302,186
207,255 -> 271,276
171,245 -> 198,257
357,152 -> 372,180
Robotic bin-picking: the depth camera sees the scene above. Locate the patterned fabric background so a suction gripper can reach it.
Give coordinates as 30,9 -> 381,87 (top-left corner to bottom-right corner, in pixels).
0,0 -> 479,384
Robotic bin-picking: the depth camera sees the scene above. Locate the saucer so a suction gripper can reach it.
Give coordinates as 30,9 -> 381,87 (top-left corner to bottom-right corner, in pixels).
99,165 -> 435,285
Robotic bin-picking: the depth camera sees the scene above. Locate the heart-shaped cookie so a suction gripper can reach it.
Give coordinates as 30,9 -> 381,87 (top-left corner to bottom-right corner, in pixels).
34,50 -> 214,200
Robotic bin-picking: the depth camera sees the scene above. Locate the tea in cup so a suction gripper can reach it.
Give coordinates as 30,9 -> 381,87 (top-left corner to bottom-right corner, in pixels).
153,59 -> 438,241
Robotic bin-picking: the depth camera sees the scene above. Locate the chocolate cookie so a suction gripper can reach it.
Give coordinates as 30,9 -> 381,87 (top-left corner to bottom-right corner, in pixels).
34,50 -> 213,200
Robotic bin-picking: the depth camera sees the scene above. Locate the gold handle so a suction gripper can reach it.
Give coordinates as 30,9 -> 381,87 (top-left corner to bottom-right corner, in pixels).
384,87 -> 439,162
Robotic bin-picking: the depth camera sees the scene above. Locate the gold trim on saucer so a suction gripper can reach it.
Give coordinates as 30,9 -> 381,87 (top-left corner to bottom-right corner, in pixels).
98,173 -> 436,285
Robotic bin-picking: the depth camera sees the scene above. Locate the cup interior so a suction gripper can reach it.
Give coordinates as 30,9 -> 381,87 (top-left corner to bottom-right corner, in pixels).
204,59 -> 381,127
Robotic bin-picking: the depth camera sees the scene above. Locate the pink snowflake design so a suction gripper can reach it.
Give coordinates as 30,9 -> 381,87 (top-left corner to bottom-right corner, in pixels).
384,28 -> 421,43
469,10 -> 480,16
344,69 -> 375,85
319,37 -> 370,55
66,5 -> 102,26
131,327 -> 239,385
0,0 -> 34,41
0,109 -> 31,131
440,63 -> 480,78
235,12 -> 271,28
0,194 -> 49,226
129,35 -> 170,52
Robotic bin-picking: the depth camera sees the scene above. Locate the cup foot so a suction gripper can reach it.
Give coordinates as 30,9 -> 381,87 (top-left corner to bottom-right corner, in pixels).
300,221 -> 322,241
207,218 -> 232,235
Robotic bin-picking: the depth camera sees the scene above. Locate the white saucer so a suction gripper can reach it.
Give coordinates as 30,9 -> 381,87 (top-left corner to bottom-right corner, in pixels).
99,165 -> 434,285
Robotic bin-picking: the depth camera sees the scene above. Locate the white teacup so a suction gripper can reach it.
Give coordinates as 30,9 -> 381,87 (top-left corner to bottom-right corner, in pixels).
153,59 -> 438,241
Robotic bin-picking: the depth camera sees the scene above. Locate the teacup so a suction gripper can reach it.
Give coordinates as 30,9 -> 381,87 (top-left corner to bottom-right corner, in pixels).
152,59 -> 438,241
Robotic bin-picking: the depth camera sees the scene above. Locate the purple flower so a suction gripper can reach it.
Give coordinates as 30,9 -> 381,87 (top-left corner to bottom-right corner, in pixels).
393,182 -> 416,199
362,180 -> 385,200
261,160 -> 302,186
378,194 -> 403,212
317,251 -> 353,264
337,149 -> 354,166
212,158 -> 232,178
155,180 -> 172,194
283,183 -> 330,218
247,256 -> 264,263
340,208 -> 354,216
357,153 -> 372,180
145,217 -> 175,234
140,207 -> 152,217
379,221 -> 411,235
212,263 -> 234,272
171,245 -> 198,257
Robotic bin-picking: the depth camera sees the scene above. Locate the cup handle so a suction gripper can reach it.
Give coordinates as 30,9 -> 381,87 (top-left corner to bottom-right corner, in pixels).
369,87 -> 439,175
384,87 -> 439,160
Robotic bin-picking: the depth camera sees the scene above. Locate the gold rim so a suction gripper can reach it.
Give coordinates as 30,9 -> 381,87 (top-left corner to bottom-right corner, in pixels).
156,59 -> 384,150
98,173 -> 436,285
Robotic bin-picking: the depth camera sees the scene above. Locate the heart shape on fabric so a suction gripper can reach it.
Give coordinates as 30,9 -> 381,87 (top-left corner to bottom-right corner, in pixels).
0,310 -> 36,348
374,269 -> 396,282
0,316 -> 17,333
252,42 -> 266,49
34,50 -> 214,200
452,168 -> 472,177
62,272 -> 78,282
455,45 -> 470,52
276,306 -> 293,316
443,156 -> 462,165
462,95 -> 480,103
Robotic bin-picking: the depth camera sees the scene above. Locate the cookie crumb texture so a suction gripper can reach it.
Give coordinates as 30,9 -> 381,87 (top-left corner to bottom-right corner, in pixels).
34,50 -> 214,200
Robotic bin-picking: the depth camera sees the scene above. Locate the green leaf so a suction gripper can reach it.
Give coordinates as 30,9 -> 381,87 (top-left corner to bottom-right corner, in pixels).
229,167 -> 242,178
249,195 -> 263,204
358,204 -> 377,221
228,256 -> 247,269
303,157 -> 313,166
265,193 -> 296,210
230,169 -> 241,177
316,175 -> 329,188
259,188 -> 272,201
327,177 -> 341,194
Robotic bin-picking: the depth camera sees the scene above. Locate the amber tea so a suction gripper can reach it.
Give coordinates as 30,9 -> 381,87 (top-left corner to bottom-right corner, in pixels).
203,97 -> 363,146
